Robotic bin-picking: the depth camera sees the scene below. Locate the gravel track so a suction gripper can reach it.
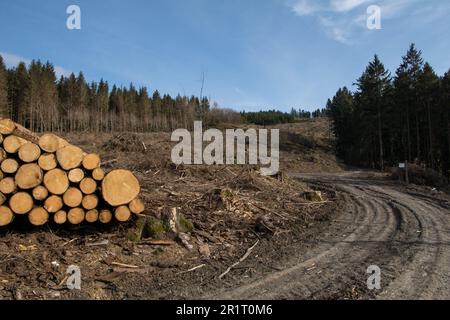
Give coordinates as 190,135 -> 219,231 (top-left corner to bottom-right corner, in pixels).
215,172 -> 450,300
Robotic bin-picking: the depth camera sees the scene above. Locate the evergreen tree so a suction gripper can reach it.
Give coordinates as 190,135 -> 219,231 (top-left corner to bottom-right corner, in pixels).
98,79 -> 109,131
394,43 -> 424,162
0,56 -> 8,117
354,55 -> 391,169
327,87 -> 354,162
417,63 -> 440,168
440,70 -> 450,176
327,43 -> 450,179
8,62 -> 30,125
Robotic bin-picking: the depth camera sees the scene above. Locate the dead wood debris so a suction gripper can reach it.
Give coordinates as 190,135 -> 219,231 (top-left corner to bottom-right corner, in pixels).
219,240 -> 259,279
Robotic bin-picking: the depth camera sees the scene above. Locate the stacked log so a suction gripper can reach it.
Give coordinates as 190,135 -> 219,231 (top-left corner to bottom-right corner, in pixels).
0,118 -> 144,227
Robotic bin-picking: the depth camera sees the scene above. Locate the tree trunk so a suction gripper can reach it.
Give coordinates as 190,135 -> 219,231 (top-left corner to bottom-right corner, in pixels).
415,112 -> 420,161
377,107 -> 384,171
406,105 -> 412,162
427,102 -> 434,169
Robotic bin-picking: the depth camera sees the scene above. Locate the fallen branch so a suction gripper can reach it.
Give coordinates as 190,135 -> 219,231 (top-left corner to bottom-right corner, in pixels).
250,203 -> 290,220
139,239 -> 175,246
86,240 -> 109,247
61,238 -> 78,247
219,240 -> 259,280
177,264 -> 206,275
297,200 -> 333,205
111,262 -> 140,269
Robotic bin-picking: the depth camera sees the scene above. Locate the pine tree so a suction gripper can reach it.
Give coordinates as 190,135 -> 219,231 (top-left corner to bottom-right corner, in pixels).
394,44 -> 424,162
0,55 -> 8,117
8,62 -> 30,125
41,62 -> 59,131
88,81 -> 99,131
75,72 -> 89,130
136,87 -> 150,132
418,63 -> 440,168
354,55 -> 391,169
328,88 -> 354,162
98,79 -> 109,132
441,70 -> 450,177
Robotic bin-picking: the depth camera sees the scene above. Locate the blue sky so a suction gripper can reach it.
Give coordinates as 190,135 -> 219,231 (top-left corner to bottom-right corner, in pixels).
1,0 -> 449,112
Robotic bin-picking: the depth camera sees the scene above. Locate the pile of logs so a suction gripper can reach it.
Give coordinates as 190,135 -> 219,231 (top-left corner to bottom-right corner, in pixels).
0,118 -> 144,227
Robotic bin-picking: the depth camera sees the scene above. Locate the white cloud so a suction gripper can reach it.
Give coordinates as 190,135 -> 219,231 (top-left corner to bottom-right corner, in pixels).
380,0 -> 416,18
292,0 -> 370,15
290,0 -> 421,44
318,16 -> 350,44
330,0 -> 370,12
0,51 -> 29,67
53,66 -> 72,78
292,0 -> 321,16
0,51 -> 72,78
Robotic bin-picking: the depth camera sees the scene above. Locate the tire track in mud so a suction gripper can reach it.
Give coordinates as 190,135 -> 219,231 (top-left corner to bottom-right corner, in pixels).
214,173 -> 450,300
372,186 -> 450,299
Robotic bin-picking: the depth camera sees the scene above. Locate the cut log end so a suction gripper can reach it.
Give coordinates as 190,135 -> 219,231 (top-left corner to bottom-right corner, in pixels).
68,207 -> 85,225
0,119 -> 16,135
1,158 -> 19,174
0,206 -> 14,226
80,177 -> 97,195
115,205 -> 131,222
3,135 -> 26,154
92,167 -> 105,181
102,169 -> 140,206
54,210 -> 67,225
68,168 -> 84,183
32,185 -> 49,201
63,187 -> 83,208
129,197 -> 145,214
0,177 -> 16,195
43,169 -> 69,195
82,194 -> 98,210
38,153 -> 57,171
15,163 -> 43,189
56,145 -> 84,170
38,133 -> 60,153
99,209 -> 112,224
82,153 -> 101,170
85,209 -> 99,223
29,207 -> 49,226
9,192 -> 34,214
18,143 -> 41,163
44,195 -> 63,213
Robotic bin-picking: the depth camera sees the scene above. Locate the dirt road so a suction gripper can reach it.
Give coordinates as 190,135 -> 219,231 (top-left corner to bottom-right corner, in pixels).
215,172 -> 450,300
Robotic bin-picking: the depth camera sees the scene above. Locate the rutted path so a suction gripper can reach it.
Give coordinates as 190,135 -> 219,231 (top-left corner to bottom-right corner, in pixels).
214,172 -> 450,300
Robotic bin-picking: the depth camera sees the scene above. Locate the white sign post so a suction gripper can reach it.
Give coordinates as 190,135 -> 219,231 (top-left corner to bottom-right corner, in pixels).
399,161 -> 409,185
